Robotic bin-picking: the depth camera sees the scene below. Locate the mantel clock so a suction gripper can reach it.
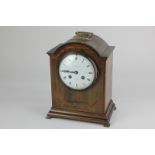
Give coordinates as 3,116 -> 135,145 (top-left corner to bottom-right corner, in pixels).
46,32 -> 116,127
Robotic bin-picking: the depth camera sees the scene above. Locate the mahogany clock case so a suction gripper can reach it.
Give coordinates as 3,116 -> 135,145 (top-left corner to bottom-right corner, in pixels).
46,32 -> 116,127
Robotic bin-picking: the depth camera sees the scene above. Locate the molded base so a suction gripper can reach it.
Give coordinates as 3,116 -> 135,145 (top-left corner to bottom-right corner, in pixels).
46,100 -> 116,127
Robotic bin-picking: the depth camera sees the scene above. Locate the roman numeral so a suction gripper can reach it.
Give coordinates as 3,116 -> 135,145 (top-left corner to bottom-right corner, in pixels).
75,54 -> 78,60
87,78 -> 90,81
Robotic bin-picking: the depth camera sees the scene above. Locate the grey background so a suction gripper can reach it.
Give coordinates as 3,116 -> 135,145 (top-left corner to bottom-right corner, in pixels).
0,26 -> 155,128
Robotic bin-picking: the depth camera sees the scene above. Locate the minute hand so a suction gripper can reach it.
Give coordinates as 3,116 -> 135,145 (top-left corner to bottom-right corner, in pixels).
61,70 -> 78,74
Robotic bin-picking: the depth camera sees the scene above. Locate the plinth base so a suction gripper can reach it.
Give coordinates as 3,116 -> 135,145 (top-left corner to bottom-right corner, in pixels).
46,100 -> 116,127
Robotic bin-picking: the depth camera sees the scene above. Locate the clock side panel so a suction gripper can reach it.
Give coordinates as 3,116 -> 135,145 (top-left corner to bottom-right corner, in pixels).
49,55 -> 58,109
49,44 -> 106,114
104,52 -> 113,110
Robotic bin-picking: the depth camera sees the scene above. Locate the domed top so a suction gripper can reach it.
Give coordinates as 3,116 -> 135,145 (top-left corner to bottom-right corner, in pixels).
47,31 -> 115,58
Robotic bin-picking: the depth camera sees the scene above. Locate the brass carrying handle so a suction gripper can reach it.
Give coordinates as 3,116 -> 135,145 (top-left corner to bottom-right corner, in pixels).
74,32 -> 93,40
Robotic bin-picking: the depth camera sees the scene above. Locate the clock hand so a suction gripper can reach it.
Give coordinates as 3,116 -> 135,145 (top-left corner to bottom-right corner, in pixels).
61,70 -> 70,73
61,70 -> 78,74
73,71 -> 78,74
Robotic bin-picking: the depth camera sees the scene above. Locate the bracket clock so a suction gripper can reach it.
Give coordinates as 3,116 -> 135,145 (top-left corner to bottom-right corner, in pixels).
46,32 -> 116,127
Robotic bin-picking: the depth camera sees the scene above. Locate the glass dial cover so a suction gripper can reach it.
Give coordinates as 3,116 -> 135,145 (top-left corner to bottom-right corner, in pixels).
59,53 -> 97,90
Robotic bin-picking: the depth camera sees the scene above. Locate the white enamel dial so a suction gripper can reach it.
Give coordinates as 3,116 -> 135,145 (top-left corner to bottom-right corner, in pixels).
59,53 -> 97,90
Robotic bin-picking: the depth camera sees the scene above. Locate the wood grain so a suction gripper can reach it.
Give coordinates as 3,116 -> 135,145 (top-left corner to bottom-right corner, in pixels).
47,32 -> 116,127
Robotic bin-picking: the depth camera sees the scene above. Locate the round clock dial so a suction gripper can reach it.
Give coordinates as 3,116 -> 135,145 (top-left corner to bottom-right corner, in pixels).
59,53 -> 97,90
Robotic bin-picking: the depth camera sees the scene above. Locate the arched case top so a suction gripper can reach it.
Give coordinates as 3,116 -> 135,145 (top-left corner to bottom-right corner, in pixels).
47,32 -> 115,58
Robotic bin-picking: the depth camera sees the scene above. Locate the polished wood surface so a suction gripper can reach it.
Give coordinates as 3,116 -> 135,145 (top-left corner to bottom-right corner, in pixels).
47,32 -> 116,127
47,100 -> 116,127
